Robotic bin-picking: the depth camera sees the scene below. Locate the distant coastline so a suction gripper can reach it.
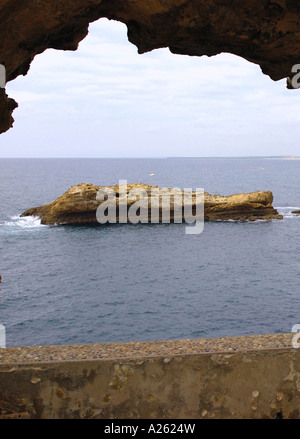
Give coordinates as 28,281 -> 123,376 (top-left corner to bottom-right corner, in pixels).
265,156 -> 300,160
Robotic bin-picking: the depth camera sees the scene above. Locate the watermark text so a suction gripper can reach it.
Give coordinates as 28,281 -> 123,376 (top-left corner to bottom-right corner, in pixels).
96,180 -> 204,235
0,64 -> 6,88
0,325 -> 6,348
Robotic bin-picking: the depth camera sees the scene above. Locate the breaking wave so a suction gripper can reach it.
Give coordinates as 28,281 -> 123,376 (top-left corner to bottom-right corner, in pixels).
0,215 -> 46,230
275,207 -> 300,218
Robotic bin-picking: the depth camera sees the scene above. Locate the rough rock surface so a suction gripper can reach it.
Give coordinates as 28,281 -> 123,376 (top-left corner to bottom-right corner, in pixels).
1,0 -> 300,134
0,89 -> 18,134
21,183 -> 282,225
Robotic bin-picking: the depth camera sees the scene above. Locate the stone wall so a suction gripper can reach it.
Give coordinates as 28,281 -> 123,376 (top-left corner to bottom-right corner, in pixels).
0,333 -> 299,419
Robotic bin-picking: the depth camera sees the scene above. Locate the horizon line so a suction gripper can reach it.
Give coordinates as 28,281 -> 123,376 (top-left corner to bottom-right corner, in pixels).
0,155 -> 298,160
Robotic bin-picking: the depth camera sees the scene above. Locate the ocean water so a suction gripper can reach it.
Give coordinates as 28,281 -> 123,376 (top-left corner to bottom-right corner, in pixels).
0,157 -> 300,347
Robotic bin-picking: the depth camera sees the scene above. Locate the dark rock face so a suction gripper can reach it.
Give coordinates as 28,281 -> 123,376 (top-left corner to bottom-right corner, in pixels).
21,183 -> 282,225
1,1 -> 300,134
0,89 -> 18,134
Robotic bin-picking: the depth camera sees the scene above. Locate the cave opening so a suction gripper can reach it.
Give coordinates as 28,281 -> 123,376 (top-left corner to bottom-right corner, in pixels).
1,18 -> 297,159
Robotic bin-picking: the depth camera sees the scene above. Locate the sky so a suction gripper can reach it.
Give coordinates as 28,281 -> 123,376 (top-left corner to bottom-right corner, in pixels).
0,18 -> 299,158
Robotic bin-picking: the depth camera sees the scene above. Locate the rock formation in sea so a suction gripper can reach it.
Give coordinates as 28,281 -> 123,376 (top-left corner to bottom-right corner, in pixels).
21,183 -> 282,225
1,1 -> 300,135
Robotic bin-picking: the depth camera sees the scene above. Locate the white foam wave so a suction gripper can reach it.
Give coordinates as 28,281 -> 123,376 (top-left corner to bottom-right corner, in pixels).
214,218 -> 268,224
275,207 -> 300,218
2,215 -> 46,229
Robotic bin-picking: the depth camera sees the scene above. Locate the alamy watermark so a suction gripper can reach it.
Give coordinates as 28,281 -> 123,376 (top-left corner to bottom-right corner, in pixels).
0,64 -> 6,88
287,64 -> 300,89
96,180 -> 204,235
0,325 -> 6,348
292,324 -> 300,348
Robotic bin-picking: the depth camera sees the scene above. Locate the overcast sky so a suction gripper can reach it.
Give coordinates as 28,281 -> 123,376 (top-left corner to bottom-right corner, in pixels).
0,18 -> 299,158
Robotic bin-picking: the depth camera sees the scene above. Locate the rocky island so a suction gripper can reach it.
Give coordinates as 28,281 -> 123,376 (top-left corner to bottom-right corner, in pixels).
21,183 -> 282,225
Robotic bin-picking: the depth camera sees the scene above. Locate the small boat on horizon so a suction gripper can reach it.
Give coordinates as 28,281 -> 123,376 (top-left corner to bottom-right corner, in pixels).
149,172 -> 155,176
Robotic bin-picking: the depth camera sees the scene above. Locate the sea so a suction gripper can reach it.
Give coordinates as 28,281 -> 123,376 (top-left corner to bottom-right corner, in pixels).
0,157 -> 299,347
